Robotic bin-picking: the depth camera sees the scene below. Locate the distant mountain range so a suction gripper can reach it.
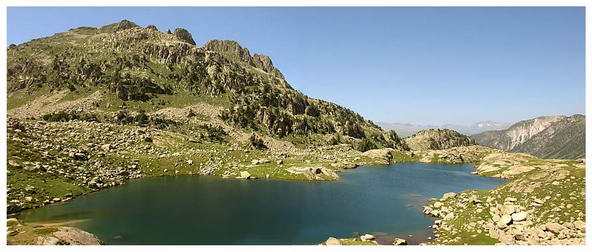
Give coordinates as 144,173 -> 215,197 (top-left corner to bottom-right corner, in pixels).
472,114 -> 585,159
378,121 -> 511,137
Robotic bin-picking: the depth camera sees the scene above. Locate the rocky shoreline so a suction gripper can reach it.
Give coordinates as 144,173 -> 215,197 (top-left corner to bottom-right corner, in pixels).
7,218 -> 102,245
318,146 -> 586,246
421,147 -> 586,245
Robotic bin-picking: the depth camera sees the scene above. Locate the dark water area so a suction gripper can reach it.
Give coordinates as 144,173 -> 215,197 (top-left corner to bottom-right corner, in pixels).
19,163 -> 504,245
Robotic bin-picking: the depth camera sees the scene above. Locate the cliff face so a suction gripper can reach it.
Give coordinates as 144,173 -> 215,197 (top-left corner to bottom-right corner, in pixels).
203,40 -> 284,78
405,129 -> 475,151
472,115 -> 585,159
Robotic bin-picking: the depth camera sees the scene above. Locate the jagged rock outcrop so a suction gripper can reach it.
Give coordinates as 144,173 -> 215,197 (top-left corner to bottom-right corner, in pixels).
405,129 -> 475,151
204,40 -> 253,63
174,28 -> 196,45
472,115 -> 585,159
203,40 -> 283,78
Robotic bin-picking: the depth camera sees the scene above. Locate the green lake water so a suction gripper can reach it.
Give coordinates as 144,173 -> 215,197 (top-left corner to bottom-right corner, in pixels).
19,163 -> 504,245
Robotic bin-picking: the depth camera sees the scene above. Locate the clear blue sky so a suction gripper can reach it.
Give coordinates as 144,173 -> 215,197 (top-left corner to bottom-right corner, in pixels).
7,7 -> 585,125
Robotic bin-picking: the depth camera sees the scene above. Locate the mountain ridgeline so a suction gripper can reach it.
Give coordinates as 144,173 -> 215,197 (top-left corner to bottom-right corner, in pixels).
7,20 -> 406,151
472,115 -> 585,159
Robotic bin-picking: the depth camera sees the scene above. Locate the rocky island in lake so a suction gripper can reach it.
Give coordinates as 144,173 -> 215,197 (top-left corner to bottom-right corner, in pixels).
5,7 -> 586,247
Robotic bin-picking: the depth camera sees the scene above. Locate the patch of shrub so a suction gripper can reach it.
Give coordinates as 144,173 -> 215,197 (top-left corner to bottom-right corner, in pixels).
114,110 -> 177,129
42,111 -> 100,123
249,134 -> 267,150
355,138 -> 377,152
187,109 -> 196,118
197,124 -> 227,142
327,134 -> 342,145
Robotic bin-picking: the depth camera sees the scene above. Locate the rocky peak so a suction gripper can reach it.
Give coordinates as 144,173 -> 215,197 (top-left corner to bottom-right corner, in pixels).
100,20 -> 140,32
473,114 -> 585,159
487,115 -> 565,151
204,40 -> 253,64
174,28 -> 196,45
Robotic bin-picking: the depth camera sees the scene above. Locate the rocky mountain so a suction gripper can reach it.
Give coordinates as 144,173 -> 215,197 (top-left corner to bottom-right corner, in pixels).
7,20 -> 406,152
472,115 -> 585,159
7,20 -> 416,215
404,129 -> 476,151
378,121 -> 510,137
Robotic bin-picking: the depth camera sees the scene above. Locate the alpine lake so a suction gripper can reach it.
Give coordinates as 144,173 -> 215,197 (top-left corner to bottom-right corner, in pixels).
19,162 -> 504,245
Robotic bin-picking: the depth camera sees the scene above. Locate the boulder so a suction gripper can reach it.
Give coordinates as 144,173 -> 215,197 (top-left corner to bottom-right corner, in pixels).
7,218 -> 19,227
100,144 -> 111,152
545,223 -> 565,234
573,220 -> 585,230
511,212 -> 528,222
251,159 -> 270,165
501,205 -> 516,215
325,237 -> 341,245
505,197 -> 517,203
442,192 -> 457,199
444,212 -> 455,220
500,215 -> 513,225
320,168 -> 339,179
237,171 -> 252,179
360,234 -> 375,241
393,238 -> 408,245
25,185 -> 35,192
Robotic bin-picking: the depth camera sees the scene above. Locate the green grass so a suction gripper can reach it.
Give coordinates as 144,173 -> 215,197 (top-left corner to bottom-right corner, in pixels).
33,227 -> 59,236
392,151 -> 421,162
7,86 -> 52,110
59,86 -> 100,102
339,238 -> 378,245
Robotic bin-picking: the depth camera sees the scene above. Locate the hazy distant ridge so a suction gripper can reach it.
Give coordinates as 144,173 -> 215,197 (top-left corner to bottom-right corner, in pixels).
378,121 -> 510,137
